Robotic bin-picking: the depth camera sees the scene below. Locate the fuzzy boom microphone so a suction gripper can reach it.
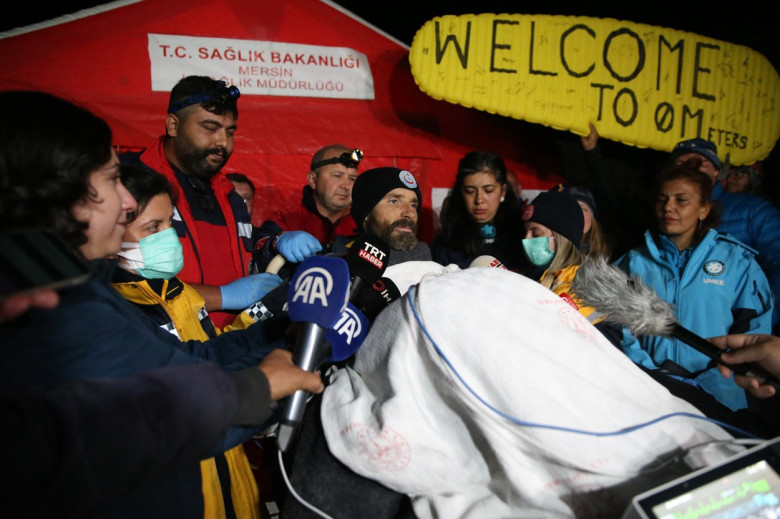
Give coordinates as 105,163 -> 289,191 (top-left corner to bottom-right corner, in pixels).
572,256 -> 780,390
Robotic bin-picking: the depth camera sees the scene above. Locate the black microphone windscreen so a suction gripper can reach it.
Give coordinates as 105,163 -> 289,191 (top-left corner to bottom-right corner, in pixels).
258,278 -> 290,316
345,232 -> 390,297
351,276 -> 401,321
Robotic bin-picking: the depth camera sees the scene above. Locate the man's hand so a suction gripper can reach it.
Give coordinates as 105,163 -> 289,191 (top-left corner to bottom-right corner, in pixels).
710,334 -> 780,398
580,122 -> 599,151
275,231 -> 322,263
258,349 -> 324,401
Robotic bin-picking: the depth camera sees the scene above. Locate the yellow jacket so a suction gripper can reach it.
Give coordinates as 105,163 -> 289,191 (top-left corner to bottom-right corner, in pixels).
544,264 -> 605,325
113,274 -> 261,519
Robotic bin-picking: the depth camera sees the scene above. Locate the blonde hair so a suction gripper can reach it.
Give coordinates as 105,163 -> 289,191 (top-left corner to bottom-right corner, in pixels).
539,231 -> 584,290
582,218 -> 613,259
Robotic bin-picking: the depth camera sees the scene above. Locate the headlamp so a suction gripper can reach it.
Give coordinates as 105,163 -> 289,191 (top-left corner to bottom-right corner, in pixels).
167,80 -> 240,114
311,148 -> 364,170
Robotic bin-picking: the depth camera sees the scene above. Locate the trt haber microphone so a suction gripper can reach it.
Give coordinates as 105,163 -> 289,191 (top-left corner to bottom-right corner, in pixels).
345,232 -> 389,299
325,302 -> 369,363
277,255 -> 350,452
572,257 -> 780,391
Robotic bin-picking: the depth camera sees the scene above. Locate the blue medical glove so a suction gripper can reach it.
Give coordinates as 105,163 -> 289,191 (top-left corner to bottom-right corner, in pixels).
275,231 -> 322,263
220,273 -> 283,310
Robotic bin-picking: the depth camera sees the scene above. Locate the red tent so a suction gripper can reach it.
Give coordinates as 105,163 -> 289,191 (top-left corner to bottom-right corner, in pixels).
0,0 -> 563,241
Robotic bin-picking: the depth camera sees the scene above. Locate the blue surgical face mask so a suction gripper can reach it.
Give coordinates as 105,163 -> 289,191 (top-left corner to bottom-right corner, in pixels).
117,227 -> 184,279
522,236 -> 555,266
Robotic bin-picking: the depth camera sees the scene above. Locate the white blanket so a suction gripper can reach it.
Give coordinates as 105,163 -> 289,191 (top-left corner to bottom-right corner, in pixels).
321,266 -> 738,518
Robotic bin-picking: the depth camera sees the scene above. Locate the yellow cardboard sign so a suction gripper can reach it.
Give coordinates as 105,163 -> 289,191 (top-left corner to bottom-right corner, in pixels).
410,14 -> 780,165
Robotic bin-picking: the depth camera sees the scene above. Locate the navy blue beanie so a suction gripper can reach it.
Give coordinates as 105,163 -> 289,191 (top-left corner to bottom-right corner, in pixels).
522,191 -> 584,248
670,138 -> 722,170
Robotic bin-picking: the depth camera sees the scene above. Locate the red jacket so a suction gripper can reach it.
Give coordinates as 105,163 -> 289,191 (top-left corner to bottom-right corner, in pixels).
122,137 -> 254,327
260,185 -> 356,246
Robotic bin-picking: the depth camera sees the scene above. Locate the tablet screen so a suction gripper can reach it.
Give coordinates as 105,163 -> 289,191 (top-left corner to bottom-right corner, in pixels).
632,438 -> 780,519
650,458 -> 780,518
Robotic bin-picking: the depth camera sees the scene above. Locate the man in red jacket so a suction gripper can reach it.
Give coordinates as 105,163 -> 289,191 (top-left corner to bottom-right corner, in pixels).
120,76 -> 293,327
257,144 -> 361,242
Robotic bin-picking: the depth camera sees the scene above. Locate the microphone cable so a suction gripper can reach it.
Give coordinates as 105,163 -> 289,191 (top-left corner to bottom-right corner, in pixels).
277,448 -> 335,519
405,285 -> 762,441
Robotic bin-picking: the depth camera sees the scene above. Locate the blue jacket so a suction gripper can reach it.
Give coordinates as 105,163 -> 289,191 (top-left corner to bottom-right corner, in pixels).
616,229 -> 774,411
0,259 -> 276,518
713,182 -> 780,327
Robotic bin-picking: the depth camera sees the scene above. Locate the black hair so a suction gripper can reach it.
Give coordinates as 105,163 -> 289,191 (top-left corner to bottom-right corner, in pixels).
168,75 -> 239,119
225,172 -> 255,193
438,150 -> 520,256
0,90 -> 113,251
120,165 -> 177,223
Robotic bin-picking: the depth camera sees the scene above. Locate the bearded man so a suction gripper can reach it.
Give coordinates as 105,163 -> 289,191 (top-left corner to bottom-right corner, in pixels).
342,166 -> 432,265
120,76 -> 282,327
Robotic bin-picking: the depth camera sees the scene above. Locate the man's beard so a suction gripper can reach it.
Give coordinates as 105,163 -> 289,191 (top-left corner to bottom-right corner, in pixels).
366,215 -> 418,252
173,136 -> 228,180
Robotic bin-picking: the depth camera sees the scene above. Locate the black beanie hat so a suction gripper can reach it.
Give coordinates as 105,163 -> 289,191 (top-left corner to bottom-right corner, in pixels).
522,191 -> 584,248
351,167 -> 422,232
558,185 -> 597,219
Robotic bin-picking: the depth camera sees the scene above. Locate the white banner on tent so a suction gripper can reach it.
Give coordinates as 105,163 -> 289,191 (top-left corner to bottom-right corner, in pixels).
148,34 -> 374,100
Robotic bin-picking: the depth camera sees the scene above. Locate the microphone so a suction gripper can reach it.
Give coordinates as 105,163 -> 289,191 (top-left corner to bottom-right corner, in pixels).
571,256 -> 780,390
277,255 -> 350,452
469,255 -> 507,269
265,254 -> 286,275
345,232 -> 390,300
325,302 -> 369,363
350,277 -> 401,321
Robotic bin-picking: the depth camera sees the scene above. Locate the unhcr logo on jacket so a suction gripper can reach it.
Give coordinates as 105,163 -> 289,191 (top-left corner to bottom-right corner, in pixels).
702,260 -> 726,285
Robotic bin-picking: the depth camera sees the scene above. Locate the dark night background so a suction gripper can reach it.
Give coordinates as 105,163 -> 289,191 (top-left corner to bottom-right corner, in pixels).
2,1 -> 777,71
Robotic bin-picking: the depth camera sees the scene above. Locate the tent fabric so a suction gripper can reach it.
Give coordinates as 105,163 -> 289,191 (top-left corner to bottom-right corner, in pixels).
0,0 -> 563,242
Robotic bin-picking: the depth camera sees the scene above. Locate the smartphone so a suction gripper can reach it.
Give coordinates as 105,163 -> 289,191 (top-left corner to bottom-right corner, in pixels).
0,228 -> 92,302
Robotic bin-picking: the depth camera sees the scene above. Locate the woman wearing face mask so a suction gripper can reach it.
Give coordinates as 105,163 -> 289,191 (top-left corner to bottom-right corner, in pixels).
112,166 -> 264,518
616,160 -> 773,412
0,91 -> 322,519
522,190 -> 621,346
113,166 -> 260,335
432,150 -> 529,272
